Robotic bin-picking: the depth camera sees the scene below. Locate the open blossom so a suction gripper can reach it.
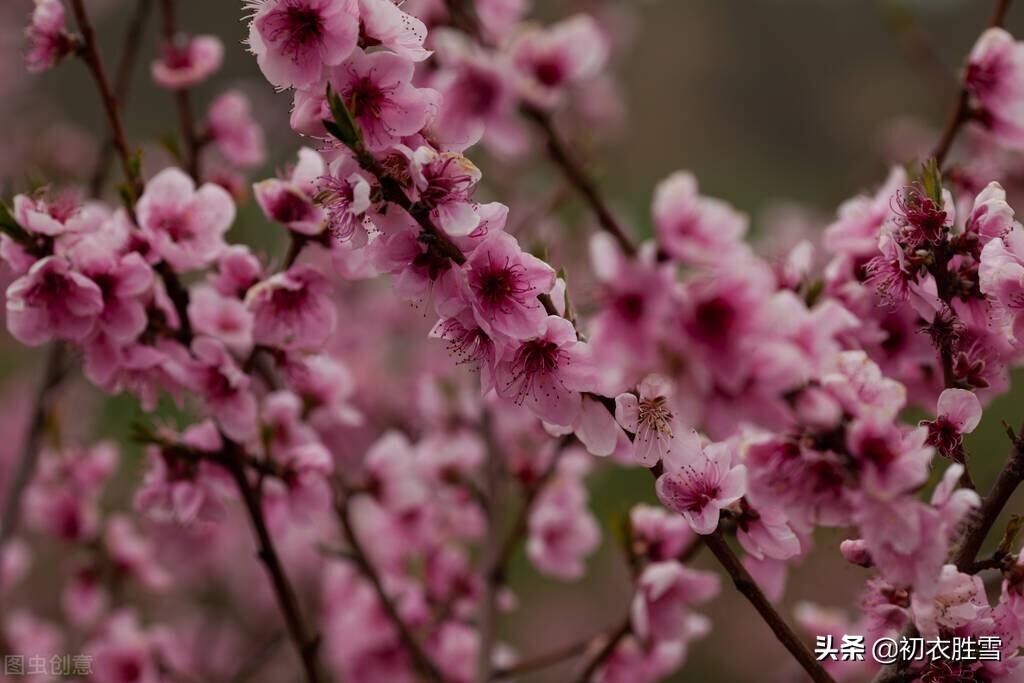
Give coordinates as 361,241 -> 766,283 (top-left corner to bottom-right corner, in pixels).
187,285 -> 254,353
460,230 -> 555,341
358,0 -> 430,62
12,191 -> 84,236
67,234 -> 154,344
430,31 -> 520,152
966,28 -> 1024,148
318,156 -> 373,243
526,456 -> 600,580
615,375 -> 679,467
631,561 -> 720,642
921,388 -> 982,459
494,315 -> 597,426
206,91 -> 266,168
965,181 -> 1016,243
980,224 -> 1024,343
408,147 -> 483,237
246,264 -> 336,351
248,0 -> 359,89
655,431 -> 746,535
653,172 -> 748,265
135,420 -> 230,525
6,255 -> 104,345
630,504 -> 696,561
327,48 -> 438,151
136,168 -> 236,272
511,14 -> 609,108
151,35 -> 224,89
254,147 -> 325,235
176,337 -> 257,441
85,612 -> 159,683
25,0 -> 75,73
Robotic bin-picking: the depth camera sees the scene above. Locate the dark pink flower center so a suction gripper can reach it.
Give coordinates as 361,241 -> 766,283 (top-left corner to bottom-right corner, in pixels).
473,259 -> 532,311
691,295 -> 735,343
262,2 -> 324,59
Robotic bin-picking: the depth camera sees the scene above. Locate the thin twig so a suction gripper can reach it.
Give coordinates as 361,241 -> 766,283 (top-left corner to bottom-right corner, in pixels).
490,636 -> 592,680
703,530 -> 836,683
571,618 -> 631,683
90,0 -> 154,196
332,481 -> 448,683
521,105 -> 637,256
159,0 -> 201,180
226,443 -> 322,683
930,0 -> 1013,168
0,343 -> 68,551
69,0 -> 142,198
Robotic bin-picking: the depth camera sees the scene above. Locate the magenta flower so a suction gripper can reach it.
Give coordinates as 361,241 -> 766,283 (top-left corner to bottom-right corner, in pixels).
921,388 -> 982,459
187,284 -> 254,354
254,147 -> 326,235
655,431 -> 746,535
966,28 -> 1024,148
206,91 -> 266,168
318,156 -> 373,244
209,245 -> 263,298
653,171 -> 748,266
136,168 -> 236,272
431,34 -> 519,152
511,14 -> 609,108
248,0 -> 359,89
6,255 -> 104,345
151,35 -> 224,89
615,375 -> 679,467
408,146 -> 483,237
246,264 -> 337,351
526,455 -> 600,580
134,420 -> 229,525
328,48 -> 438,151
84,612 -> 159,683
12,191 -> 82,236
980,224 -> 1024,343
630,504 -> 696,561
177,337 -> 258,441
358,0 -> 431,63
460,230 -> 555,341
494,315 -> 597,426
24,0 -> 75,73
630,561 -> 719,642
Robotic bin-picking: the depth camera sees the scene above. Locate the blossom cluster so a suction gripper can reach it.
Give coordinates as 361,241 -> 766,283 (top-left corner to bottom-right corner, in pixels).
4,1 -> 1024,682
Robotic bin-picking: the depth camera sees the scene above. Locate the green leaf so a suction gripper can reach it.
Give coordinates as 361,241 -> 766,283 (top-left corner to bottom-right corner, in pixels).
921,157 -> 943,204
158,134 -> 183,163
324,84 -> 361,148
0,201 -> 31,244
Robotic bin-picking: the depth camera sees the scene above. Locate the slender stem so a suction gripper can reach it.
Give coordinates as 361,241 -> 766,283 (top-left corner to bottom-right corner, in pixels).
226,444 -> 322,683
953,438 -> 1024,571
69,0 -> 142,196
491,636 -> 592,680
0,343 -> 68,551
159,0 -> 201,180
332,482 -> 448,683
571,618 -> 631,683
521,105 -> 637,256
89,0 -> 154,196
930,0 -> 1013,168
478,412 -> 503,682
703,530 -> 835,683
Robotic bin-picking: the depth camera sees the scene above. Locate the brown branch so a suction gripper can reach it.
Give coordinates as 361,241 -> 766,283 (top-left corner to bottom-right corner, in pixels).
491,636 -> 592,680
159,0 -> 201,180
571,618 -> 631,683
0,343 -> 69,551
703,530 -> 836,683
332,481 -> 448,683
89,0 -> 154,196
226,443 -> 322,683
521,105 -> 637,256
69,0 -> 143,197
930,0 -> 1013,168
